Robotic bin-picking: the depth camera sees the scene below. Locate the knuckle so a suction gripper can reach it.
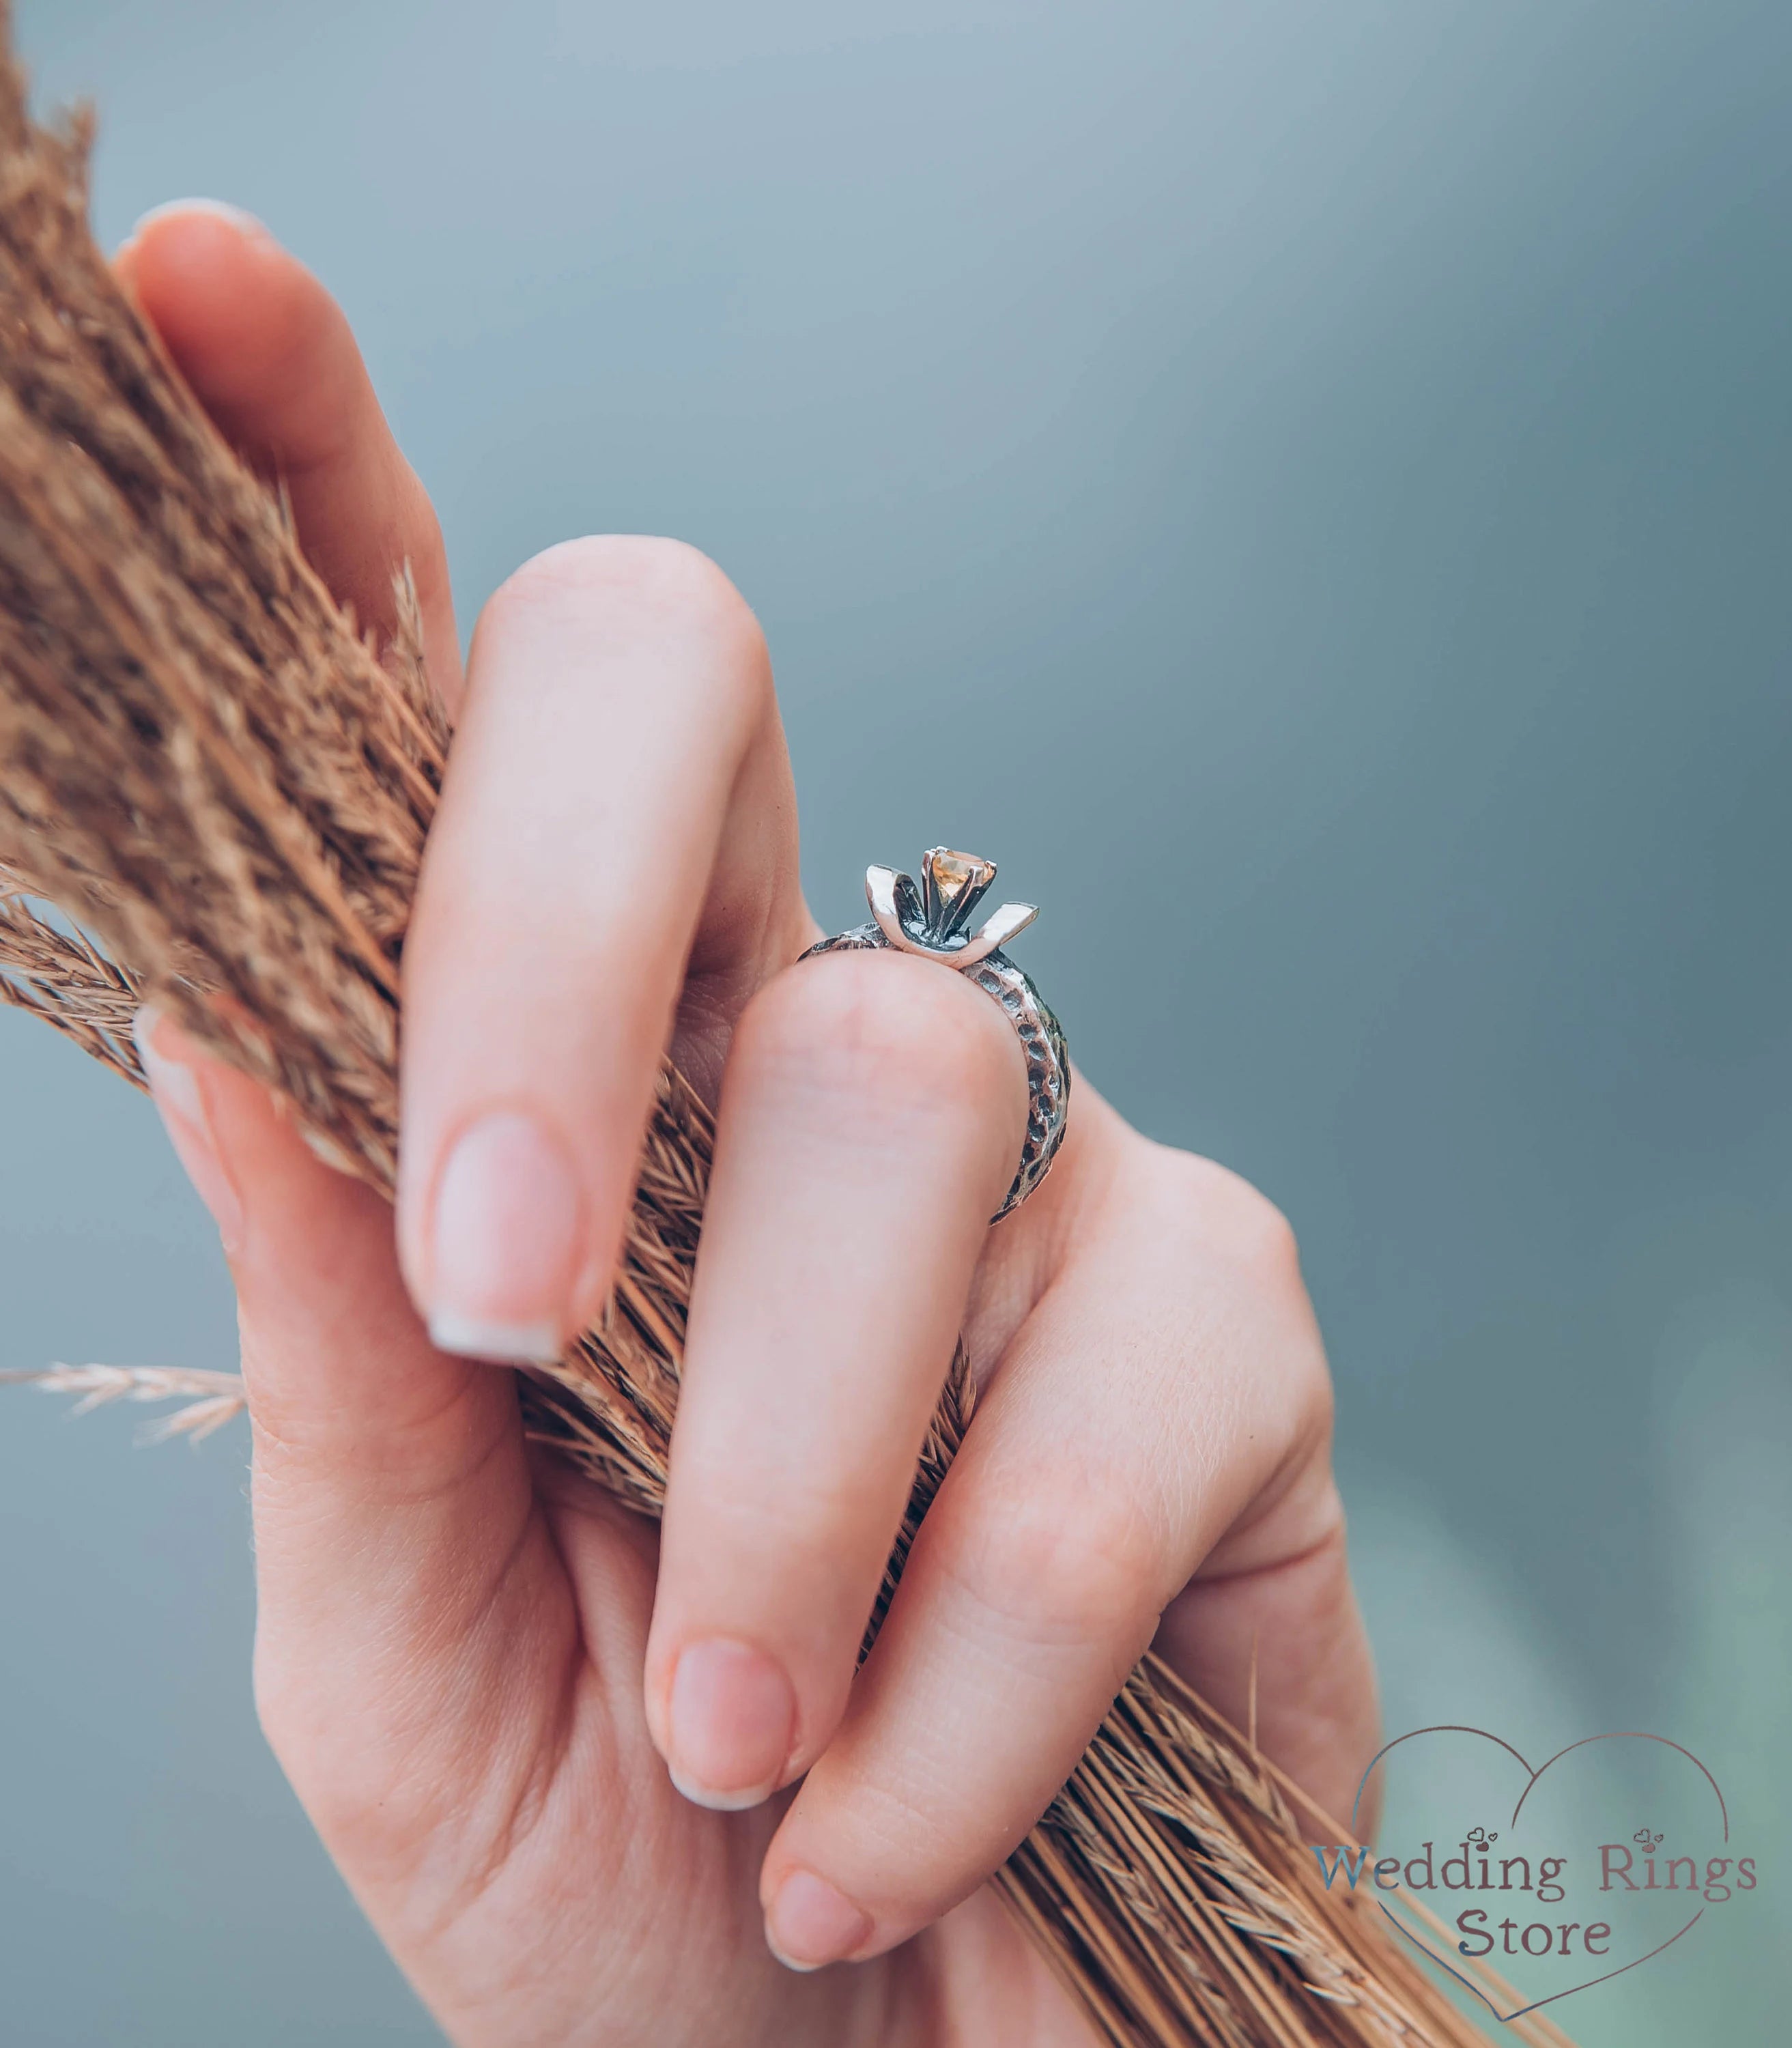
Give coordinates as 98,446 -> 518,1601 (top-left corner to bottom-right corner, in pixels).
249,1651 -> 300,1769
1136,1146 -> 1332,1438
945,1470 -> 1163,1651
1299,1364 -> 1338,1454
479,534 -> 768,694
489,531 -> 734,613
1229,1180 -> 1301,1288
252,1643 -> 546,1929
251,1652 -> 395,1850
1154,1146 -> 1303,1290
738,950 -> 1013,1123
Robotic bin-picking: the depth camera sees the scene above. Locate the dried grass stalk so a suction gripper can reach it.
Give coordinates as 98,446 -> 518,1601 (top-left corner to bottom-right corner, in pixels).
0,18 -> 1572,2044
0,1362 -> 246,1442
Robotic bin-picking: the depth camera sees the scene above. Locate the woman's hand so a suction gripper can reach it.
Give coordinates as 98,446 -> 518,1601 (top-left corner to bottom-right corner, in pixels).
118,203 -> 1378,2048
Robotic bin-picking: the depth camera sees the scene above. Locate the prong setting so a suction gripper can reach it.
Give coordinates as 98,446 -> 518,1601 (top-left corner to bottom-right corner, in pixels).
866,849 -> 1038,971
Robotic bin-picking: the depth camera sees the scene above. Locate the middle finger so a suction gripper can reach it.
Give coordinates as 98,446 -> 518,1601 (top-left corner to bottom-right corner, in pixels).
395,535 -> 804,1364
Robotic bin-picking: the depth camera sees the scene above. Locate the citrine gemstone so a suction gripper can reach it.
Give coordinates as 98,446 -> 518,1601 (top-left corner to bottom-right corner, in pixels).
921,847 -> 997,940
925,847 -> 995,906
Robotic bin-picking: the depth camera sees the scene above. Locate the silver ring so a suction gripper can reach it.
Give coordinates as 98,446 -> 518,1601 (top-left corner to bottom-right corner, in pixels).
802,847 -> 1070,1221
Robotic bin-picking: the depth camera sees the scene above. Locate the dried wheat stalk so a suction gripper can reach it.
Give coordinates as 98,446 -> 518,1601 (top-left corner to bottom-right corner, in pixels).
0,18 -> 1571,2045
0,1363 -> 246,1441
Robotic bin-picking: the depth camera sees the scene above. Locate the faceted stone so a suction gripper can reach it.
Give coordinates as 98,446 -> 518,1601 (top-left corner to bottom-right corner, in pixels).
922,846 -> 997,940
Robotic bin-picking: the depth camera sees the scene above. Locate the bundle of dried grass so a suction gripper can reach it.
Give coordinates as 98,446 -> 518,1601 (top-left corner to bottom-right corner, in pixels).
0,18 -> 1570,2045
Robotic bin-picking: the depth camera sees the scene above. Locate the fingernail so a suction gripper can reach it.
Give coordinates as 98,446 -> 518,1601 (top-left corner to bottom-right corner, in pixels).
425,1111 -> 582,1365
665,1638 -> 796,1812
130,197 -> 268,240
764,1868 -> 874,1972
132,1006 -> 245,1255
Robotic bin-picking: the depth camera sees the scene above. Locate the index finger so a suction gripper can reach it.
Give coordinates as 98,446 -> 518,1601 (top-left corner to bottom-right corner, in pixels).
114,201 -> 462,706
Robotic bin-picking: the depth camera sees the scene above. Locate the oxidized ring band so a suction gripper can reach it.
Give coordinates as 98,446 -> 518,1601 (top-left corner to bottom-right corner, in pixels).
803,847 -> 1070,1221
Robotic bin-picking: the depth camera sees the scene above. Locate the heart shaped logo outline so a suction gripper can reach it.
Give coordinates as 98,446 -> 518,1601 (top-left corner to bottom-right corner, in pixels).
1347,1724 -> 1731,2023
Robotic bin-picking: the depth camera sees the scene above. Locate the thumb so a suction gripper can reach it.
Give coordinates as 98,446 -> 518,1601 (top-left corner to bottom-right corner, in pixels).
134,1004 -> 524,1531
132,1006 -> 556,1816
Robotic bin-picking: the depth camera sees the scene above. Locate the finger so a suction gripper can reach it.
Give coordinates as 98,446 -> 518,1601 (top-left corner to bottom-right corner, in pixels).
1152,1522 -> 1380,1840
131,1007 -> 575,1856
642,947 -> 1026,1811
132,1006 -> 530,1636
114,202 -> 461,705
395,534 -> 812,1365
758,1118 -> 1350,1969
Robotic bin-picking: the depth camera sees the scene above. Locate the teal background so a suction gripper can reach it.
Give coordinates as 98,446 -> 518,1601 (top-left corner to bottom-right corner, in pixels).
3,1 -> 1788,2040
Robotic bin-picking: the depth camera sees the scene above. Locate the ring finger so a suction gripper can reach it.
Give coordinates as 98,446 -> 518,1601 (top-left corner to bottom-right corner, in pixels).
643,945 -> 1027,1808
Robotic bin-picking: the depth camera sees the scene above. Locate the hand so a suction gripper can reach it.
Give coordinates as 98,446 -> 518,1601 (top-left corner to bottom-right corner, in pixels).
118,203 -> 1378,2048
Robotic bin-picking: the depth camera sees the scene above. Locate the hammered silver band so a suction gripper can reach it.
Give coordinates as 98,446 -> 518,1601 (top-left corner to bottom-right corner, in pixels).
803,848 -> 1070,1222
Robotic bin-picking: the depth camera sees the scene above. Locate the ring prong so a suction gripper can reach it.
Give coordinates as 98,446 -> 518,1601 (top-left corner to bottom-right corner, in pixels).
866,864 -> 918,950
971,900 -> 1038,951
945,900 -> 1038,969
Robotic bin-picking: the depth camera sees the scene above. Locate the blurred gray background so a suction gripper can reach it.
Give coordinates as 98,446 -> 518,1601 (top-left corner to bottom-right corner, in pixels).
4,1 -> 1789,2040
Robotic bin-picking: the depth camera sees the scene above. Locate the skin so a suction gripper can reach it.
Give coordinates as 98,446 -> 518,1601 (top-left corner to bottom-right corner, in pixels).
114,203 -> 1379,2047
